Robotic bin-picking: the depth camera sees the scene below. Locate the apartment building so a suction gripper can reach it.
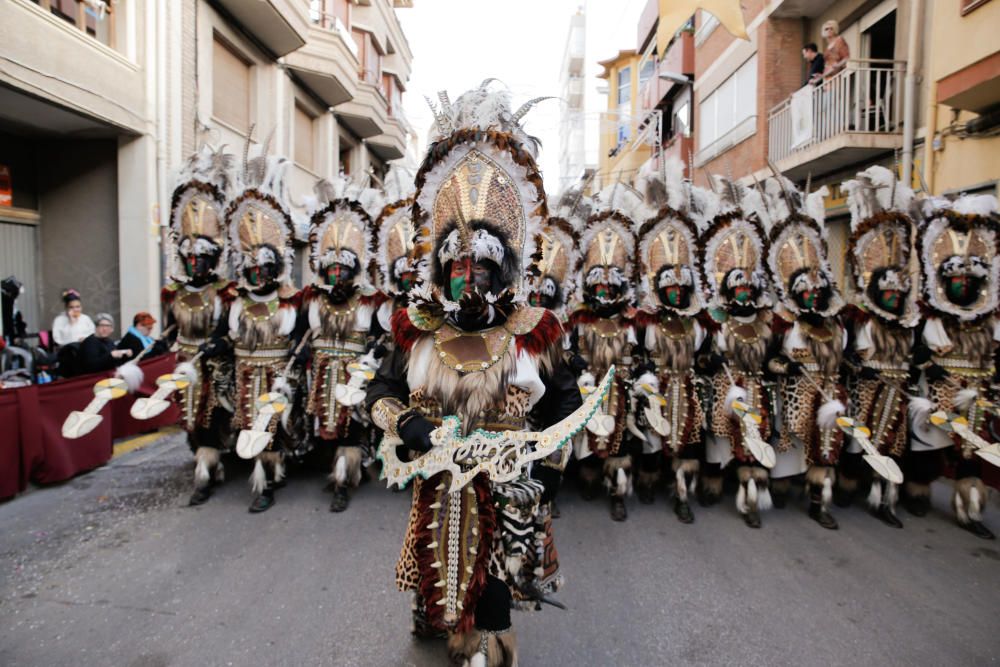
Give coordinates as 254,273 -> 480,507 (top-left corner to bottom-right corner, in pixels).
596,49 -> 652,190
691,0 -> 930,285
0,0 -> 414,334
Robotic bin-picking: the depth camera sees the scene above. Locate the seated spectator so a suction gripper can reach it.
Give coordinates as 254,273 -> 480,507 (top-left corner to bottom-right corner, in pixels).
52,289 -> 95,347
79,313 -> 132,375
117,312 -> 167,359
802,42 -> 825,86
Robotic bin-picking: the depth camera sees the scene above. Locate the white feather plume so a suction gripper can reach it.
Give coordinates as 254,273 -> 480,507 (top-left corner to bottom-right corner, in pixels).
116,361 -> 144,393
725,385 -> 748,416
817,399 -> 846,430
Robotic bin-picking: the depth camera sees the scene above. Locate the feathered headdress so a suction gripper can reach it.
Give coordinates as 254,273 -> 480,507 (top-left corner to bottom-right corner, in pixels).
917,192 -> 1000,321
306,178 -> 375,292
413,80 -> 548,306
844,165 -> 918,324
376,166 -> 424,297
760,170 -> 841,317
700,175 -> 771,311
636,157 -> 706,315
576,181 -> 642,304
224,136 -> 297,288
169,145 -> 234,282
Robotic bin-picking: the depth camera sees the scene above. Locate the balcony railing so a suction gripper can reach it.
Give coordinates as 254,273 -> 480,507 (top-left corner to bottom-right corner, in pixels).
768,59 -> 905,163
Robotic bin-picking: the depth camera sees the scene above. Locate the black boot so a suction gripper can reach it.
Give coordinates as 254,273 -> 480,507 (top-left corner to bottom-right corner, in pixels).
902,493 -> 931,517
329,486 -> 350,512
637,482 -> 656,505
874,503 -> 904,528
743,510 -> 761,529
674,497 -> 694,524
610,496 -> 627,522
808,492 -> 838,530
188,486 -> 213,506
249,489 -> 275,513
963,520 -> 996,540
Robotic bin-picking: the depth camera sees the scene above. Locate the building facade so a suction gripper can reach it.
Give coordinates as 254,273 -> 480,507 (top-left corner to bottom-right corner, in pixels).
0,0 -> 413,338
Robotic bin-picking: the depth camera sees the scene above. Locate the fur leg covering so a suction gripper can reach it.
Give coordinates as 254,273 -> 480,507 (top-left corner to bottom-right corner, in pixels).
806,466 -> 835,511
603,456 -> 632,498
736,467 -> 772,514
193,447 -> 220,490
330,446 -> 363,489
954,477 -> 988,525
252,451 -> 283,495
905,481 -> 931,500
867,478 -> 884,509
673,459 -> 699,502
250,459 -> 267,496
448,630 -> 518,667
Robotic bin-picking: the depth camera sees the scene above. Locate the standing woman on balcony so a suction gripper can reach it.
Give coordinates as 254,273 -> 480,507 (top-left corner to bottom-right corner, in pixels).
821,20 -> 850,79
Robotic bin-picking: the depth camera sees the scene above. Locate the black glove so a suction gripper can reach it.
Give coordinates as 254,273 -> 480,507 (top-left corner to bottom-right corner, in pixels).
912,346 -> 932,367
198,340 -> 220,359
698,352 -> 724,375
369,342 -> 388,359
293,343 -> 311,368
398,412 -> 435,453
569,354 -> 588,374
784,360 -> 803,376
859,365 -> 879,381
926,363 -> 949,382
531,464 -> 562,505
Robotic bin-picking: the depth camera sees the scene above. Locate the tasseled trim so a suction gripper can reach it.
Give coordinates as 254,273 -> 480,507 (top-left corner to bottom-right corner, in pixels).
360,291 -> 389,308
414,474 -> 497,634
841,303 -> 870,327
514,308 -> 563,357
279,289 -> 302,310
391,307 -> 423,352
161,284 -> 179,305
771,312 -> 794,336
218,281 -> 239,303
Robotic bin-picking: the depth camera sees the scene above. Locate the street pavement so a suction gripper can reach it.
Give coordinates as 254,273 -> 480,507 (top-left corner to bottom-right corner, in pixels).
1,431 -> 998,666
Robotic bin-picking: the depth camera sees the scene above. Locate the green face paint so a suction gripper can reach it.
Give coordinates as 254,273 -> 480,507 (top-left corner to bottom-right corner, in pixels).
799,290 -> 817,309
879,290 -> 900,310
664,286 -> 682,306
947,276 -> 969,299
733,286 -> 751,304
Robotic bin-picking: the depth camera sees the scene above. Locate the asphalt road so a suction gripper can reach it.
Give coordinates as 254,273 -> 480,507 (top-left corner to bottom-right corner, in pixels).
1,432 -> 998,666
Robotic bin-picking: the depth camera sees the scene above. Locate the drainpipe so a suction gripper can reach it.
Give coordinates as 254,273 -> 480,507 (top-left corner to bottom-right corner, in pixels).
901,0 -> 923,187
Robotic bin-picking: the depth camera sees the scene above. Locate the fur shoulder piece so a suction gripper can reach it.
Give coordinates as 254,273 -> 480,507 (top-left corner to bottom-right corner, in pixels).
217,281 -> 239,304
696,310 -> 720,333
161,283 -> 181,304
632,308 -> 660,328
391,306 -> 434,351
771,310 -> 793,335
278,286 -> 301,309
511,307 -> 563,357
360,291 -> 390,309
841,303 -> 870,326
568,307 -> 600,327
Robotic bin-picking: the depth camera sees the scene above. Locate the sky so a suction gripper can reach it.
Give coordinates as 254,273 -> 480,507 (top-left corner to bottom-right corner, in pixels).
397,0 -> 646,192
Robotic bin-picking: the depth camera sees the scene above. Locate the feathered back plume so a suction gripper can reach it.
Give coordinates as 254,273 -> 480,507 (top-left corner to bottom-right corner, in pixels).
594,181 -> 646,225
382,164 -> 416,205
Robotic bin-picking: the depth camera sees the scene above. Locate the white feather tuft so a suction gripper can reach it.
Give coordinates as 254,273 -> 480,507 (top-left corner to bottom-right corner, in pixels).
954,388 -> 980,412
758,486 -> 773,511
116,362 -> 144,393
332,456 -> 347,486
817,399 -> 846,430
736,483 -> 748,514
175,361 -> 199,385
952,194 -> 998,218
908,397 -> 935,425
747,478 -> 758,508
725,385 -> 748,416
250,459 -> 267,495
868,479 -> 883,509
822,477 -> 833,507
616,468 -> 628,498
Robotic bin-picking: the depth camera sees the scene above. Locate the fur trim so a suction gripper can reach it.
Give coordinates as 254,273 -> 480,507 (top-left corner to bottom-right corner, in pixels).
905,481 -> 931,499
817,399 -> 846,430
116,362 -> 144,393
330,447 -> 363,488
868,479 -> 883,509
954,477 -> 987,524
603,457 -> 632,498
250,459 -> 266,496
193,447 -> 220,489
514,308 -> 563,357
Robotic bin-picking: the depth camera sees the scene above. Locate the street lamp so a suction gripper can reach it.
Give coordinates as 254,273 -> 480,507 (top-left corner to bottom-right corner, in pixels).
659,71 -> 691,85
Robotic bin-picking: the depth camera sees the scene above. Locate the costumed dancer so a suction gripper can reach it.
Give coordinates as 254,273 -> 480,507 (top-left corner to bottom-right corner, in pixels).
365,82 -> 581,665
632,159 -> 715,522
374,164 -> 424,346
699,177 -> 775,528
907,193 -> 1000,540
161,145 -> 239,506
568,182 -> 644,521
763,175 -> 847,530
839,165 -> 918,527
223,142 -> 304,513
302,177 -> 383,512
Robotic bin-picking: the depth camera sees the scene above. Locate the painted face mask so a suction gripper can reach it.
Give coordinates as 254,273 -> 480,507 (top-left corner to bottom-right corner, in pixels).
449,258 -> 473,300
324,263 -> 356,287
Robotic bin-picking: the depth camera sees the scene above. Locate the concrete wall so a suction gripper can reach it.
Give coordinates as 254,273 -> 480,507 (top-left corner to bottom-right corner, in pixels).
37,140 -> 120,329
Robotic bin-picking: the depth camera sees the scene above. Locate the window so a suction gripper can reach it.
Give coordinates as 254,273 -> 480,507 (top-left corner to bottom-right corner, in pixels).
617,67 -> 631,105
213,35 -> 252,131
698,55 -> 757,150
294,103 -> 316,171
339,138 -> 353,176
311,0 -> 350,29
41,0 -> 116,48
353,29 -> 380,83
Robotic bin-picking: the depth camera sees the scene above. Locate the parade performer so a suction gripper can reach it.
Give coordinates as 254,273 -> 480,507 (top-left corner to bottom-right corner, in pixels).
763,176 -> 847,530
160,145 -> 238,506
374,164 -> 423,343
528,191 -> 585,319
569,183 -> 644,521
302,177 -> 383,512
223,143 -> 304,513
699,177 -> 775,528
839,166 -> 918,527
908,193 -> 1000,540
633,159 -> 714,522
365,82 -> 582,665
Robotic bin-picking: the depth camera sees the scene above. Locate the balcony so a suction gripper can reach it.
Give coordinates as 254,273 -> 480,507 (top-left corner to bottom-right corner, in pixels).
335,69 -> 388,139
639,32 -> 693,114
213,0 -> 308,57
368,115 -> 408,161
771,0 -> 839,18
768,60 -> 905,179
284,22 -> 358,106
566,77 -> 584,107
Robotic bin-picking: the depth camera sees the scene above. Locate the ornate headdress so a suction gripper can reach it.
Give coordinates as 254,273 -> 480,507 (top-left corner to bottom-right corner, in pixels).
530,188 -> 589,309
412,81 -> 549,306
225,139 -> 297,288
636,158 -> 709,315
844,165 -> 918,324
376,165 -> 424,297
700,175 -> 771,310
169,145 -> 233,281
761,173 -> 841,317
576,181 -> 644,303
917,193 -> 1000,321
306,176 -> 375,292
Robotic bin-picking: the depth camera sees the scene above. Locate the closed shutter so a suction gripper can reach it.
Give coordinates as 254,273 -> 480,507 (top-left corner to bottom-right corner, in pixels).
0,220 -> 41,335
294,104 -> 315,171
213,35 -> 252,131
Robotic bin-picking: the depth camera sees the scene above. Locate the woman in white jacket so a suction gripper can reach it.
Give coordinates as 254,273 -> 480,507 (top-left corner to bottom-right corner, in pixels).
51,288 -> 95,347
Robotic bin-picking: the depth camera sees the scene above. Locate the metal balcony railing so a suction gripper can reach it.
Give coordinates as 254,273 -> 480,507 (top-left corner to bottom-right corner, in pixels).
768,59 -> 905,163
